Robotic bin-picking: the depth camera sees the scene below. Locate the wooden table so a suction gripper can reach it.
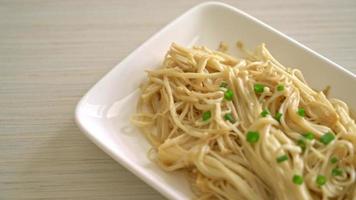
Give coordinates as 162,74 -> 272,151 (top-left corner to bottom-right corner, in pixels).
1,1 -> 355,199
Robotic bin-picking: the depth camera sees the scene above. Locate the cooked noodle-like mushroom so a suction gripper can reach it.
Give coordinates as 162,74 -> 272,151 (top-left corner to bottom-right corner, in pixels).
131,43 -> 356,200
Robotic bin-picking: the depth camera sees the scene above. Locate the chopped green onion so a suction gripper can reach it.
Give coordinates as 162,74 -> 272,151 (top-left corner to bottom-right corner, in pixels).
224,89 -> 233,101
224,113 -> 234,123
260,109 -> 269,117
220,82 -> 228,88
277,84 -> 284,91
320,132 -> 335,145
202,111 -> 211,121
254,84 -> 265,94
297,108 -> 305,117
292,175 -> 304,185
330,157 -> 338,164
316,175 -> 327,186
276,155 -> 288,163
297,139 -> 306,152
303,132 -> 315,140
246,131 -> 260,144
332,168 -> 343,176
275,112 -> 283,122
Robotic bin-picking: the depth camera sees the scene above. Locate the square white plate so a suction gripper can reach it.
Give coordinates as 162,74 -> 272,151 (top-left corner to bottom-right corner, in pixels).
75,2 -> 356,199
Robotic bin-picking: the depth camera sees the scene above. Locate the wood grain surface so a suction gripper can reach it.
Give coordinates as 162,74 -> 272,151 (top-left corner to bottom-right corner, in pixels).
0,0 -> 355,199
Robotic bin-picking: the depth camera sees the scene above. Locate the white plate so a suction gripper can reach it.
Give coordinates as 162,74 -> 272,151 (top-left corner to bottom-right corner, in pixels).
75,2 -> 356,199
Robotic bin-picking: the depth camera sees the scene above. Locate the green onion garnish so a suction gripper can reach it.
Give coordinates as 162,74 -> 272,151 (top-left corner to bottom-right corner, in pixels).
330,157 -> 338,164
316,175 -> 327,186
246,131 -> 260,144
275,112 -> 283,122
202,111 -> 211,121
297,139 -> 306,152
332,168 -> 343,176
303,132 -> 314,140
254,84 -> 265,94
224,89 -> 233,101
220,82 -> 228,88
276,155 -> 288,163
277,84 -> 284,91
224,113 -> 234,123
297,108 -> 305,117
260,109 -> 269,117
292,175 -> 304,185
320,132 -> 335,145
